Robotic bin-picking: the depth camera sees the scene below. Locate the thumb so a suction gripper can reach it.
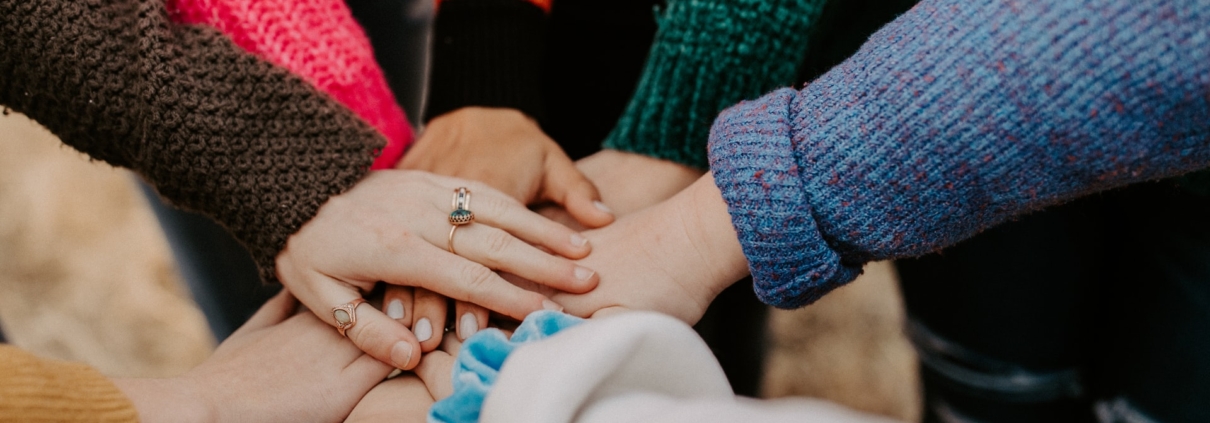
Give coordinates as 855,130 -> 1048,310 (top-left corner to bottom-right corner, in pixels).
542,155 -> 614,228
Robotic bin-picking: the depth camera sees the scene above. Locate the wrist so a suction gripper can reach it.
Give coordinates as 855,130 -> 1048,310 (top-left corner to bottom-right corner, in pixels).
113,377 -> 214,423
652,174 -> 749,303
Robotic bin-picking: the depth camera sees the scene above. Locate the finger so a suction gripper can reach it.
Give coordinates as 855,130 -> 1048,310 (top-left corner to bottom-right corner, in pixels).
383,285 -> 414,327
414,349 -> 457,401
590,306 -> 634,319
231,289 -> 296,336
342,353 -> 394,389
542,155 -> 614,228
299,276 -> 422,370
439,332 -> 464,354
383,245 -> 561,321
344,374 -> 434,423
454,301 -> 489,341
535,205 -> 586,231
450,223 -> 599,294
448,182 -> 593,260
411,288 -> 446,352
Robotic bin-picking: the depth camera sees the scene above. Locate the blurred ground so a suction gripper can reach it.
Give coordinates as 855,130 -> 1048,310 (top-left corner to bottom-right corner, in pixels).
0,112 -> 214,377
0,111 -> 919,420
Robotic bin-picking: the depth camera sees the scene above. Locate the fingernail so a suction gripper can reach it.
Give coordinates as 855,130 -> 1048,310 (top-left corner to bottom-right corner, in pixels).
593,201 -> 613,214
570,233 -> 589,248
542,299 -> 564,312
459,313 -> 478,340
415,318 -> 433,342
391,341 -> 413,369
574,266 -> 595,281
386,299 -> 405,320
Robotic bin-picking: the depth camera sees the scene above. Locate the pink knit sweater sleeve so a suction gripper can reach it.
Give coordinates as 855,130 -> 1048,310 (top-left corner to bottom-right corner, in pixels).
167,0 -> 414,169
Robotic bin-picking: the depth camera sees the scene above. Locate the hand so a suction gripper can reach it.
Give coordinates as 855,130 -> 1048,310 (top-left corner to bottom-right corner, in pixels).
345,331 -> 464,423
576,149 -> 704,217
344,375 -> 434,423
276,170 -> 599,370
398,108 -> 615,350
538,149 -> 703,231
115,291 -> 392,423
399,107 -> 614,228
551,175 -> 750,324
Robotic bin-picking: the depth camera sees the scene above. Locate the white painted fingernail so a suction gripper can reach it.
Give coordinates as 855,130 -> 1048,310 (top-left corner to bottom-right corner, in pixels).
459,313 -> 478,340
415,318 -> 433,342
386,299 -> 405,320
570,233 -> 589,248
574,266 -> 595,281
542,299 -> 564,312
593,201 -> 613,214
391,341 -> 413,369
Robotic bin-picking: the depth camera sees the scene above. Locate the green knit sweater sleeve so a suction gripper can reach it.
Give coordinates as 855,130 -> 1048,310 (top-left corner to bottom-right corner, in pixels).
600,0 -> 827,169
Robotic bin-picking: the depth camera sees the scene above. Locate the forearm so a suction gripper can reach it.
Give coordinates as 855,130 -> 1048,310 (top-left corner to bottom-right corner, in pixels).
112,378 -> 211,423
601,0 -> 827,168
709,0 -> 1210,307
0,0 -> 384,282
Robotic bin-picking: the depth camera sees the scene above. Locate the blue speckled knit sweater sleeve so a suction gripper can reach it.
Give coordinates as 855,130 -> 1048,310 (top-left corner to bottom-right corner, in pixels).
708,0 -> 1210,308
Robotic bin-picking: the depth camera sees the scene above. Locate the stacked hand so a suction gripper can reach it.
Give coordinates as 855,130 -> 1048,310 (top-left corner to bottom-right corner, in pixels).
275,170 -> 599,370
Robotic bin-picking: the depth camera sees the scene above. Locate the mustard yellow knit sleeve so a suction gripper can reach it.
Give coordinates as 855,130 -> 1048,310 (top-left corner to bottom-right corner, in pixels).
0,345 -> 138,423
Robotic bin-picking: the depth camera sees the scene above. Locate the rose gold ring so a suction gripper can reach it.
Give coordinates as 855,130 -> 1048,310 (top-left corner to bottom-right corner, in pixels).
448,225 -> 459,255
332,298 -> 367,337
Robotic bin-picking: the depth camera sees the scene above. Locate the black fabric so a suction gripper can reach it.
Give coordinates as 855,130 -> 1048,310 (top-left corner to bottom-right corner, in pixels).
794,0 -> 920,84
542,0 -> 662,160
898,182 -> 1210,423
425,0 -> 549,122
347,0 -> 433,127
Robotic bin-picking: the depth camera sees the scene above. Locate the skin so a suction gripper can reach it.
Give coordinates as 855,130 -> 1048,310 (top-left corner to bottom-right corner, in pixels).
275,170 -> 599,370
345,336 -> 463,422
114,291 -> 393,423
368,113 -> 707,361
554,174 -> 750,324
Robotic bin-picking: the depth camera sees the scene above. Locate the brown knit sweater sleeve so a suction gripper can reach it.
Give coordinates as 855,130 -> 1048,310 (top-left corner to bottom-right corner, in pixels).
0,346 -> 138,422
0,0 -> 386,282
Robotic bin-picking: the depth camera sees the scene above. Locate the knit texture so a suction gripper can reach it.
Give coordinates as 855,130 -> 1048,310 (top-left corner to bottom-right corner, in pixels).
601,0 -> 824,169
425,0 -> 549,122
0,346 -> 138,422
708,0 -> 1210,308
1,0 -> 385,284
166,0 -> 413,169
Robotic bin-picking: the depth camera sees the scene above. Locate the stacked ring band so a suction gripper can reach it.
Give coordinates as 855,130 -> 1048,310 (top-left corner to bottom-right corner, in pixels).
448,187 -> 474,254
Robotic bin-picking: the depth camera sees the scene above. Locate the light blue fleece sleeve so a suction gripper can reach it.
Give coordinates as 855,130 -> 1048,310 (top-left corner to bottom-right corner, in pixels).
428,311 -> 584,423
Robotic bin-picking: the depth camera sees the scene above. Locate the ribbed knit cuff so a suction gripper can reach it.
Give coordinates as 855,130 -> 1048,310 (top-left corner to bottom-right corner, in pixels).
602,0 -> 824,169
424,0 -> 547,123
707,89 -> 862,308
0,346 -> 139,422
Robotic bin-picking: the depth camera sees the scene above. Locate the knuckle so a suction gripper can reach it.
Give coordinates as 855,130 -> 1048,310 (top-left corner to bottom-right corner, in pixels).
457,263 -> 497,304
351,318 -> 393,354
482,229 -> 513,261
